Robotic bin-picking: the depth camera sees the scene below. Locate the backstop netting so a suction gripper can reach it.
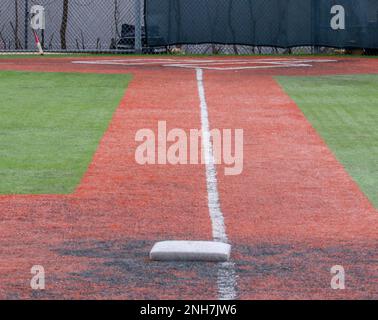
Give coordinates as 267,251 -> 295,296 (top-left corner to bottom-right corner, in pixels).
0,0 -> 144,53
145,0 -> 378,49
0,0 -> 377,54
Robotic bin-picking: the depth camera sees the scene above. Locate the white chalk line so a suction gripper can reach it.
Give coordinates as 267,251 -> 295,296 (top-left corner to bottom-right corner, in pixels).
72,58 -> 229,66
165,59 -> 337,70
196,68 -> 237,300
168,59 -> 334,66
170,63 -> 312,70
72,58 -> 337,71
72,60 -> 173,66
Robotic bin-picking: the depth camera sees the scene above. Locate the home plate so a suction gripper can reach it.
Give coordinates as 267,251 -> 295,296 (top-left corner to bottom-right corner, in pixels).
150,241 -> 231,262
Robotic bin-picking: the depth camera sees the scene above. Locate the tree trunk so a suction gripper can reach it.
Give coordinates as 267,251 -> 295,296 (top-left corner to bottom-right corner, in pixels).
60,0 -> 69,49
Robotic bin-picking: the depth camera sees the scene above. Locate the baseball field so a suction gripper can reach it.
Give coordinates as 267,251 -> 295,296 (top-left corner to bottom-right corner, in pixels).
0,55 -> 376,299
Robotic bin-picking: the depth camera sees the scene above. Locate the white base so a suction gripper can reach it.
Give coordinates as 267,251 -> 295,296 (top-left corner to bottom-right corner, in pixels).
150,241 -> 231,262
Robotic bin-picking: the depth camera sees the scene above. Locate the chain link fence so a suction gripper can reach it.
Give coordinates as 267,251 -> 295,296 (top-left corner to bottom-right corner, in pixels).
0,0 -> 376,55
0,0 -> 146,52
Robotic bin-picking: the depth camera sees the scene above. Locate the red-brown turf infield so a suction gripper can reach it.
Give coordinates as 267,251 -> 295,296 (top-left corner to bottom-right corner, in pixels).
0,56 -> 377,299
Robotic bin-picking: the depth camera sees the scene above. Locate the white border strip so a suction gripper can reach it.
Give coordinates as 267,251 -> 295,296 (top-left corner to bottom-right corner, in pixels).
173,63 -> 312,70
196,68 -> 228,243
72,58 -> 337,71
196,68 -> 237,300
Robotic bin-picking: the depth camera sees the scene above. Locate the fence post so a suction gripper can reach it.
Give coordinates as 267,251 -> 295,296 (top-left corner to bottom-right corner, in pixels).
24,0 -> 29,50
312,0 -> 320,54
135,0 -> 142,53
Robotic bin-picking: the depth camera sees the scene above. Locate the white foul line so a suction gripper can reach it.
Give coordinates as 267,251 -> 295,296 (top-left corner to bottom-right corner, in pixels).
196,68 -> 237,300
72,58 -> 337,71
173,63 -> 312,70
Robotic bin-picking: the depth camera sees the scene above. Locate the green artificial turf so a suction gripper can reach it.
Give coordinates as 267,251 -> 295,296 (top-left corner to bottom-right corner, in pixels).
276,74 -> 378,208
0,71 -> 131,194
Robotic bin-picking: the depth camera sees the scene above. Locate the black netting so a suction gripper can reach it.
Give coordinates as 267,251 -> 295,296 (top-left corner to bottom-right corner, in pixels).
145,0 -> 378,49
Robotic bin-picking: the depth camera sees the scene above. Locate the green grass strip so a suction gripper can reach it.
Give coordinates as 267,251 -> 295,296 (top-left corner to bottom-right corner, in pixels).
276,74 -> 378,208
0,71 -> 131,194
